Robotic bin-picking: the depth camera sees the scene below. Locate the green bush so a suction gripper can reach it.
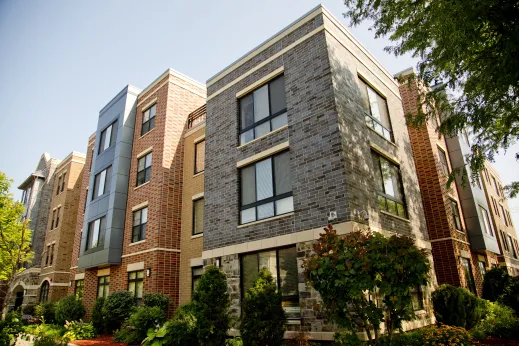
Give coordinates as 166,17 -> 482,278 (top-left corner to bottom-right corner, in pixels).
241,267 -> 286,346
114,306 -> 166,344
192,266 -> 230,346
333,331 -> 363,346
421,325 -> 472,345
143,293 -> 170,312
35,302 -> 56,324
102,291 -> 135,333
471,300 -> 519,340
54,295 -> 86,325
163,304 -> 198,346
482,267 -> 510,302
0,311 -> 24,346
91,297 -> 105,334
22,304 -> 36,316
225,337 -> 243,346
500,276 -> 519,316
62,321 -> 97,341
432,284 -> 484,329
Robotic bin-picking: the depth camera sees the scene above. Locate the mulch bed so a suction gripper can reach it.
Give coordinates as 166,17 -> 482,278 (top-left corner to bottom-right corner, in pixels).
70,335 -> 127,346
475,338 -> 519,346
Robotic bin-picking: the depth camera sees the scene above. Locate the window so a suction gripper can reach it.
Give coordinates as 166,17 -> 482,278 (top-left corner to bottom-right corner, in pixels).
492,198 -> 500,217
480,206 -> 494,236
478,261 -> 486,278
136,153 -> 152,186
55,207 -> 61,228
240,151 -> 293,224
92,166 -> 112,199
97,276 -> 109,298
450,200 -> 462,230
141,104 -> 156,136
372,152 -> 406,218
86,216 -> 106,250
410,286 -> 424,310
492,177 -> 499,195
460,257 -> 476,294
56,176 -> 62,195
502,231 -> 510,251
438,148 -> 450,176
99,122 -> 117,154
359,78 -> 392,141
61,173 -> 66,192
84,188 -> 88,212
75,280 -> 84,300
192,266 -> 203,293
45,245 -> 50,266
239,75 -> 287,145
49,243 -> 54,266
50,209 -> 56,230
484,169 -> 490,182
241,247 -> 300,320
40,281 -> 49,303
194,140 -> 205,174
507,211 -> 514,227
501,205 -> 508,226
193,198 -> 204,235
22,186 -> 31,205
507,235 -> 517,258
128,271 -> 144,303
132,207 -> 148,243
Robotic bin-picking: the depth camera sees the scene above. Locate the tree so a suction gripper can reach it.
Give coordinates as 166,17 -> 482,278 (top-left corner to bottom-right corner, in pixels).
303,225 -> 429,341
0,171 -> 33,304
482,267 -> 510,302
241,267 -> 286,346
343,0 -> 519,196
192,266 -> 230,346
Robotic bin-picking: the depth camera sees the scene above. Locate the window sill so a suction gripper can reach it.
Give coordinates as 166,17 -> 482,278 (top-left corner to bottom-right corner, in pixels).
237,125 -> 288,150
134,181 -> 150,190
193,171 -> 204,178
237,212 -> 294,229
367,125 -> 397,147
139,128 -> 155,139
129,240 -> 146,247
191,233 -> 203,239
380,210 -> 410,223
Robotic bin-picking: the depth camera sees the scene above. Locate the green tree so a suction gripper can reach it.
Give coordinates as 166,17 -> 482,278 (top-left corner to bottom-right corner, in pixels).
192,266 -> 230,346
483,267 -> 510,302
0,171 -> 33,302
343,0 -> 519,196
303,225 -> 429,341
241,267 -> 286,346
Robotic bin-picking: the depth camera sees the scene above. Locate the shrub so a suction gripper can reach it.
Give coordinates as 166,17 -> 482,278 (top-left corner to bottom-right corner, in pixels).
114,306 -> 166,345
421,325 -> 472,345
241,267 -> 286,346
163,304 -> 198,346
62,320 -> 97,341
143,293 -> 170,312
225,337 -> 243,346
91,297 -> 105,335
333,331 -> 363,346
500,276 -> 519,316
35,302 -> 56,324
482,267 -> 510,301
54,295 -> 86,325
22,304 -> 36,316
102,291 -> 135,333
432,284 -> 484,329
0,311 -> 24,346
192,266 -> 230,346
471,300 -> 519,340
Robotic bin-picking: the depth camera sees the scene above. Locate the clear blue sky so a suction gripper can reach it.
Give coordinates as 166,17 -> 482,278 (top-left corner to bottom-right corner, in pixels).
1,0 -> 518,226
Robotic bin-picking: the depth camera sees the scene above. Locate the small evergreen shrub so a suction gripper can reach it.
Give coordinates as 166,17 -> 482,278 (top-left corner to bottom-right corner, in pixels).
62,320 -> 97,341
143,293 -> 170,312
114,306 -> 166,345
482,267 -> 510,302
91,297 -> 105,335
54,295 -> 86,325
163,303 -> 198,346
471,300 -> 519,340
35,303 -> 56,324
432,284 -> 484,329
102,291 -> 135,333
241,267 -> 286,346
500,276 -> 519,316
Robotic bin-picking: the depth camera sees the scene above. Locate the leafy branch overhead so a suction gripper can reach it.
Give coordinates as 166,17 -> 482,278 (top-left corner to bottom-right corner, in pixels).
343,0 -> 519,197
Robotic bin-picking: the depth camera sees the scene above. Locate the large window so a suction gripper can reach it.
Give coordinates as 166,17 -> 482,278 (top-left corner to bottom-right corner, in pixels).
56,176 -> 62,195
501,205 -> 508,226
50,209 -> 56,230
410,286 -> 424,311
75,280 -> 84,300
359,78 -> 392,141
240,151 -> 293,224
86,216 -> 106,250
508,235 -> 517,258
192,266 -> 203,293
92,166 -> 112,199
372,152 -> 406,218
49,243 -> 54,266
136,153 -> 152,186
97,276 -> 109,298
492,176 -> 500,195
450,200 -> 462,230
239,75 -> 287,145
241,247 -> 300,320
132,207 -> 148,243
502,231 -> 510,251
141,104 -> 156,136
194,140 -> 205,174
61,173 -> 66,192
438,147 -> 450,176
55,207 -> 61,228
193,198 -> 204,235
478,261 -> 486,278
99,122 -> 117,154
40,281 -> 49,303
45,245 -> 50,266
460,257 -> 476,294
480,206 -> 494,236
128,270 -> 144,303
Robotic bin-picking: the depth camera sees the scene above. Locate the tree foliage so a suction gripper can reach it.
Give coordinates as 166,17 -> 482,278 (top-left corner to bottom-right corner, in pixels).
303,225 -> 429,341
483,267 -> 510,302
343,0 -> 519,196
431,284 -> 484,330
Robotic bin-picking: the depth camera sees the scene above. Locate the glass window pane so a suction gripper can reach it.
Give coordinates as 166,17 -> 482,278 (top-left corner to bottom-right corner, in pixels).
271,112 -> 288,130
145,167 -> 151,182
259,251 -> 277,283
141,224 -> 146,240
240,129 -> 254,145
136,281 -> 143,298
397,203 -> 405,217
241,208 -> 256,224
141,208 -> 148,223
372,154 -> 384,193
240,94 -> 254,130
257,202 -> 274,220
91,219 -> 100,248
128,282 -> 135,292
129,272 -> 136,280
274,151 -> 291,195
241,165 -> 256,206
276,196 -> 294,215
143,109 -> 150,122
391,166 -> 403,201
138,157 -> 145,171
195,141 -> 205,173
137,271 -> 144,279
104,167 -> 111,194
98,170 -> 106,196
253,85 -> 269,122
278,247 -> 298,297
133,211 -> 141,226
194,199 -> 204,234
367,87 -> 381,121
145,153 -> 152,168
269,76 -> 286,115
380,158 -> 395,197
358,79 -> 370,114
378,195 -> 386,210
376,93 -> 390,129
256,159 -> 273,201
103,125 -> 112,151
150,105 -> 156,118
242,254 -> 259,293
254,121 -> 270,139
387,200 -> 396,214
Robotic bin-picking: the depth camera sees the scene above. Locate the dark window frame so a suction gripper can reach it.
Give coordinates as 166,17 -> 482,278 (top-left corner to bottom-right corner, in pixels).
478,261 -> 486,278
501,205 -> 508,226
39,281 -> 49,303
49,243 -> 54,266
192,198 -> 204,235
461,257 -> 477,294
437,147 -> 450,176
136,153 -> 152,187
359,77 -> 393,142
61,173 -> 66,192
450,199 -> 462,231
56,175 -> 62,195
45,245 -> 50,266
92,166 -> 112,200
50,209 -> 56,230
194,140 -> 205,174
132,207 -> 147,243
127,270 -> 144,304
55,207 -> 61,228
141,104 -> 156,136
85,216 -> 106,251
98,121 -> 117,155
97,275 -> 110,298
372,151 -> 407,218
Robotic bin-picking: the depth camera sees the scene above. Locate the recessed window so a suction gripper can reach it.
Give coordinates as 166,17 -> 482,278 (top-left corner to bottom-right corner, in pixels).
75,280 -> 84,300
86,216 -> 106,250
501,231 -> 510,251
478,261 -> 486,278
410,286 -> 424,310
49,243 -> 54,265
450,200 -> 462,230
492,176 -> 499,195
128,270 -> 144,303
240,151 -> 293,224
192,266 -> 203,293
132,207 -> 148,243
239,75 -> 287,145
460,257 -> 476,294
501,205 -> 508,226
40,281 -> 49,303
141,104 -> 156,136
97,276 -> 109,298
359,78 -> 392,141
241,247 -> 300,320
45,245 -> 50,266
480,206 -> 494,237
61,173 -> 66,192
56,176 -> 62,195
438,147 -> 450,176
194,140 -> 205,174
372,152 -> 406,218
507,235 -> 517,258
92,166 -> 112,199
136,153 -> 152,186
193,198 -> 204,235
99,122 -> 117,154
55,207 -> 61,228
50,209 -> 56,230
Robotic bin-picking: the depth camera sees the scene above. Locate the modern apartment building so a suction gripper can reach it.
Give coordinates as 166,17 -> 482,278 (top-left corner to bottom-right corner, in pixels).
38,152 -> 85,303
202,5 -> 435,339
396,68 -> 500,296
